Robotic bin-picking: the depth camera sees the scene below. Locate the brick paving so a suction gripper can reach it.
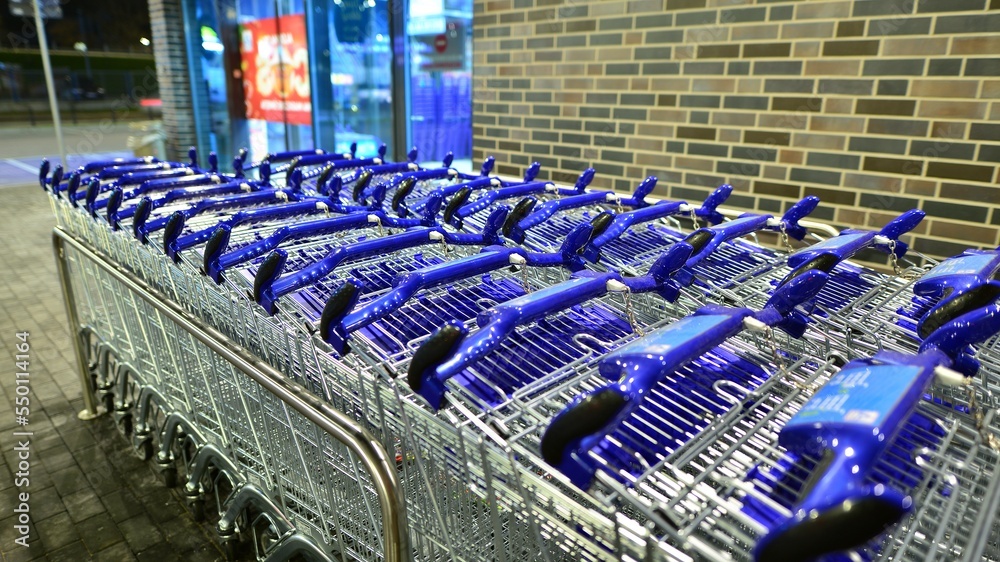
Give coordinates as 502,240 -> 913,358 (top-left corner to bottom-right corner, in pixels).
0,183 -> 223,561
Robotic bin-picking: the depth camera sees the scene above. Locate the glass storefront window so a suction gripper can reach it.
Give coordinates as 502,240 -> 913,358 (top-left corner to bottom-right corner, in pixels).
183,0 -> 473,165
405,0 -> 472,167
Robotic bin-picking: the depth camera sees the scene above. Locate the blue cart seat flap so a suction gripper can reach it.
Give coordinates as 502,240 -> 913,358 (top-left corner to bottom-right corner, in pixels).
786,231 -> 872,268
597,312 -> 746,381
914,250 -> 1000,293
782,364 -> 924,449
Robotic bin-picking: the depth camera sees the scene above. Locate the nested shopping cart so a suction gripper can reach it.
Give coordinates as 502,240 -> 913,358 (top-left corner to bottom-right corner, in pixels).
44,147 -> 1000,562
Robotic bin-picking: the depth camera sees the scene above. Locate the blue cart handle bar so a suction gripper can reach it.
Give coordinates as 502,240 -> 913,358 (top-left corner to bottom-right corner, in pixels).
318,220 -> 597,354
582,183 -> 733,262
253,206 -> 510,314
777,209 -> 925,287
135,188 -> 310,245
202,201 -> 449,283
450,168 -> 596,228
106,180 -> 261,231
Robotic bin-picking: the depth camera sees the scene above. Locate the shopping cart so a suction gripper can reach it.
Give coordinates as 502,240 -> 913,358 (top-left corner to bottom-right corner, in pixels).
314,187 -> 735,356
751,303 -> 1000,561
52,144 -> 1000,562
587,196 -> 820,299
315,221 -> 598,354
252,205 -> 514,315
536,269 -> 828,490
406,241 -> 702,410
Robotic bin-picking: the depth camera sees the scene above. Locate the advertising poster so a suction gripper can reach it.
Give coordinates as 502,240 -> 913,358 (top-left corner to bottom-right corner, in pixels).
240,14 -> 312,125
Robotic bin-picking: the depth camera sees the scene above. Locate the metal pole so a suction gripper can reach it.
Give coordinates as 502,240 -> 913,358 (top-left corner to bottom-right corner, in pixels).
33,0 -> 67,169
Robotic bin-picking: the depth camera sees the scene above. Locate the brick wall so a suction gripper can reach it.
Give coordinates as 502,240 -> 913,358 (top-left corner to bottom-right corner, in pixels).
148,0 -> 200,162
472,0 -> 1000,265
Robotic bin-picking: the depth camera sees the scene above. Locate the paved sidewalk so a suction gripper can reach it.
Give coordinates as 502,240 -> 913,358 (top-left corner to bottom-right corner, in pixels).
0,184 -> 223,562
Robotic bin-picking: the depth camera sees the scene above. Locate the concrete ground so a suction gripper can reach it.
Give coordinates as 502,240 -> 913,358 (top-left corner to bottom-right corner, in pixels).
0,181 -> 224,561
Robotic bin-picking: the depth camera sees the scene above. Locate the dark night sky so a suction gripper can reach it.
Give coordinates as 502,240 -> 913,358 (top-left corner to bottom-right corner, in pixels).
0,0 -> 152,52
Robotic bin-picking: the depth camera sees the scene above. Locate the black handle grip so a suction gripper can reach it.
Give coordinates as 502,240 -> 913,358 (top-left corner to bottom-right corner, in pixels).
589,212 -> 614,240
391,177 -> 417,212
202,226 -> 231,278
407,323 -> 465,389
502,197 -> 536,237
682,229 -> 714,255
919,283 -> 1000,340
756,496 -> 905,562
352,170 -> 373,202
163,211 -> 185,259
132,197 -> 153,242
443,187 -> 472,225
319,280 -> 362,347
778,253 -> 840,288
540,388 -> 626,467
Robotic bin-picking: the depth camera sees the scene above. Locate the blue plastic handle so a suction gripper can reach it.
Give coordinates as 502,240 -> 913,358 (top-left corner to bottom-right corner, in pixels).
508,187 -> 638,244
408,242 -> 695,409
262,148 -> 325,165
204,204 -> 435,282
521,162 -> 542,183
683,196 -> 819,268
112,180 -> 257,225
451,177 -> 584,227
320,222 -> 595,353
286,152 -> 355,173
86,173 -> 236,212
256,206 -> 510,314
780,209 -> 926,289
480,156 -> 496,177
583,184 -> 734,263
911,249 -> 1000,339
204,212 -> 374,282
164,194 -> 323,259
787,209 -> 924,270
140,188 -> 303,244
544,310 -> 749,488
82,156 -> 157,173
406,176 -> 500,218
98,162 -> 187,180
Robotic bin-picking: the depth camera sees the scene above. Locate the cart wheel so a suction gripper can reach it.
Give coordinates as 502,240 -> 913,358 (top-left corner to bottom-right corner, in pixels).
188,498 -> 205,522
162,466 -> 178,488
102,393 -> 115,414
134,439 -> 153,461
116,413 -> 133,438
220,537 -> 239,561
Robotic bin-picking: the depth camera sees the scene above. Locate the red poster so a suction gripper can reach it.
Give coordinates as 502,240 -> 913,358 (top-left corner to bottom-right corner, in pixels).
240,15 -> 312,126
